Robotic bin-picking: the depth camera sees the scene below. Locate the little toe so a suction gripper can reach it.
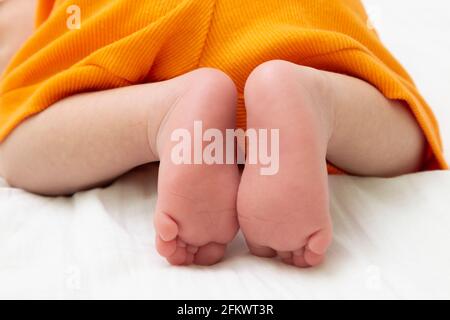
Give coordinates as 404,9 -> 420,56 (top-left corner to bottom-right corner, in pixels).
194,243 -> 226,266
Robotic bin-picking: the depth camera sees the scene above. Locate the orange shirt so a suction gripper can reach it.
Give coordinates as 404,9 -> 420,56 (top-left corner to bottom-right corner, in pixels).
0,0 -> 447,171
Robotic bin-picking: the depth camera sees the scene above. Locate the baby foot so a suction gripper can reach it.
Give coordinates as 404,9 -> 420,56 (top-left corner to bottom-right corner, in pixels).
237,61 -> 333,268
154,69 -> 240,266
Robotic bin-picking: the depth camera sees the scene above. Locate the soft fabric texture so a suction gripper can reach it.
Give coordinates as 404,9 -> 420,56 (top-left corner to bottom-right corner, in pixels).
2,166 -> 450,299
0,0 -> 447,171
1,0 -> 450,300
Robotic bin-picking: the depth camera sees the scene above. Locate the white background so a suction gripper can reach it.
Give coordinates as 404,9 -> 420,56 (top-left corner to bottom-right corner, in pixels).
365,0 -> 450,154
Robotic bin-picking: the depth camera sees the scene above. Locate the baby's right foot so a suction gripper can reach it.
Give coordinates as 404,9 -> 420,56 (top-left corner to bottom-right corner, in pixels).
153,69 -> 240,266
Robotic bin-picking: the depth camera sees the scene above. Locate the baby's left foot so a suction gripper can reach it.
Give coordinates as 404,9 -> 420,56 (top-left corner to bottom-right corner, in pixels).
154,69 -> 240,266
237,61 -> 333,268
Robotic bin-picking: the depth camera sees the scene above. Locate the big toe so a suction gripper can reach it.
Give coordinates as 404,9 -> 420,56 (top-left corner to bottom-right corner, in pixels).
307,228 -> 332,256
290,229 -> 332,268
154,212 -> 179,242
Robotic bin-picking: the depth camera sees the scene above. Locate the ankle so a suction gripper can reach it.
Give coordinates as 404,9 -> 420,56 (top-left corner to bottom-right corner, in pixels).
150,68 -> 238,161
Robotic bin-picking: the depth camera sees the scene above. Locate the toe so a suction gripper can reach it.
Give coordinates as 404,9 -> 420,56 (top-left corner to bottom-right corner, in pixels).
187,245 -> 199,254
156,235 -> 177,257
177,239 -> 187,248
281,251 -> 294,265
292,252 -> 311,268
247,243 -> 277,258
304,248 -> 325,266
194,243 -> 226,266
185,252 -> 195,265
293,248 -> 305,257
167,246 -> 187,266
307,228 -> 332,255
154,212 -> 179,242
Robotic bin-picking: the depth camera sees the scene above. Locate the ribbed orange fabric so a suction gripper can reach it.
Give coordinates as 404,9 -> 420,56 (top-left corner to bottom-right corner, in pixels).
0,0 -> 447,172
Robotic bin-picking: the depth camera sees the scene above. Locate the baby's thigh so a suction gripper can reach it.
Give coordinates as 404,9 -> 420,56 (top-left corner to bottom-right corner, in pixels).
0,68 -> 234,195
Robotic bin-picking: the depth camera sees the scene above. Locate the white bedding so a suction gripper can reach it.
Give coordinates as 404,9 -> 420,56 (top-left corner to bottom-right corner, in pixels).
0,0 -> 449,300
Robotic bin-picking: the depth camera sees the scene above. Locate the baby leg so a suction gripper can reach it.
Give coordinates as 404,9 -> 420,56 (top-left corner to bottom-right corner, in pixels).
0,68 -> 240,266
238,60 -> 426,267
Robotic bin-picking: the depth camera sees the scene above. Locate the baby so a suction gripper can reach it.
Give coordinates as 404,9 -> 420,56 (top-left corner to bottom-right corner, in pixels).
0,0 -> 447,267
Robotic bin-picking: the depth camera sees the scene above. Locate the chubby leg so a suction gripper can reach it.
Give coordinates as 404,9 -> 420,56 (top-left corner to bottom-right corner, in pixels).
0,68 -> 240,266
238,60 -> 426,268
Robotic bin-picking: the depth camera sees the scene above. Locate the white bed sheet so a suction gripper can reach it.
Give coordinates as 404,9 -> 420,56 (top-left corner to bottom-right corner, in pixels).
0,0 -> 449,300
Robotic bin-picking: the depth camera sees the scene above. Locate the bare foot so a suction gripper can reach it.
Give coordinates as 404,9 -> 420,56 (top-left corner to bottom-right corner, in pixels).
154,69 -> 240,266
237,61 -> 333,268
